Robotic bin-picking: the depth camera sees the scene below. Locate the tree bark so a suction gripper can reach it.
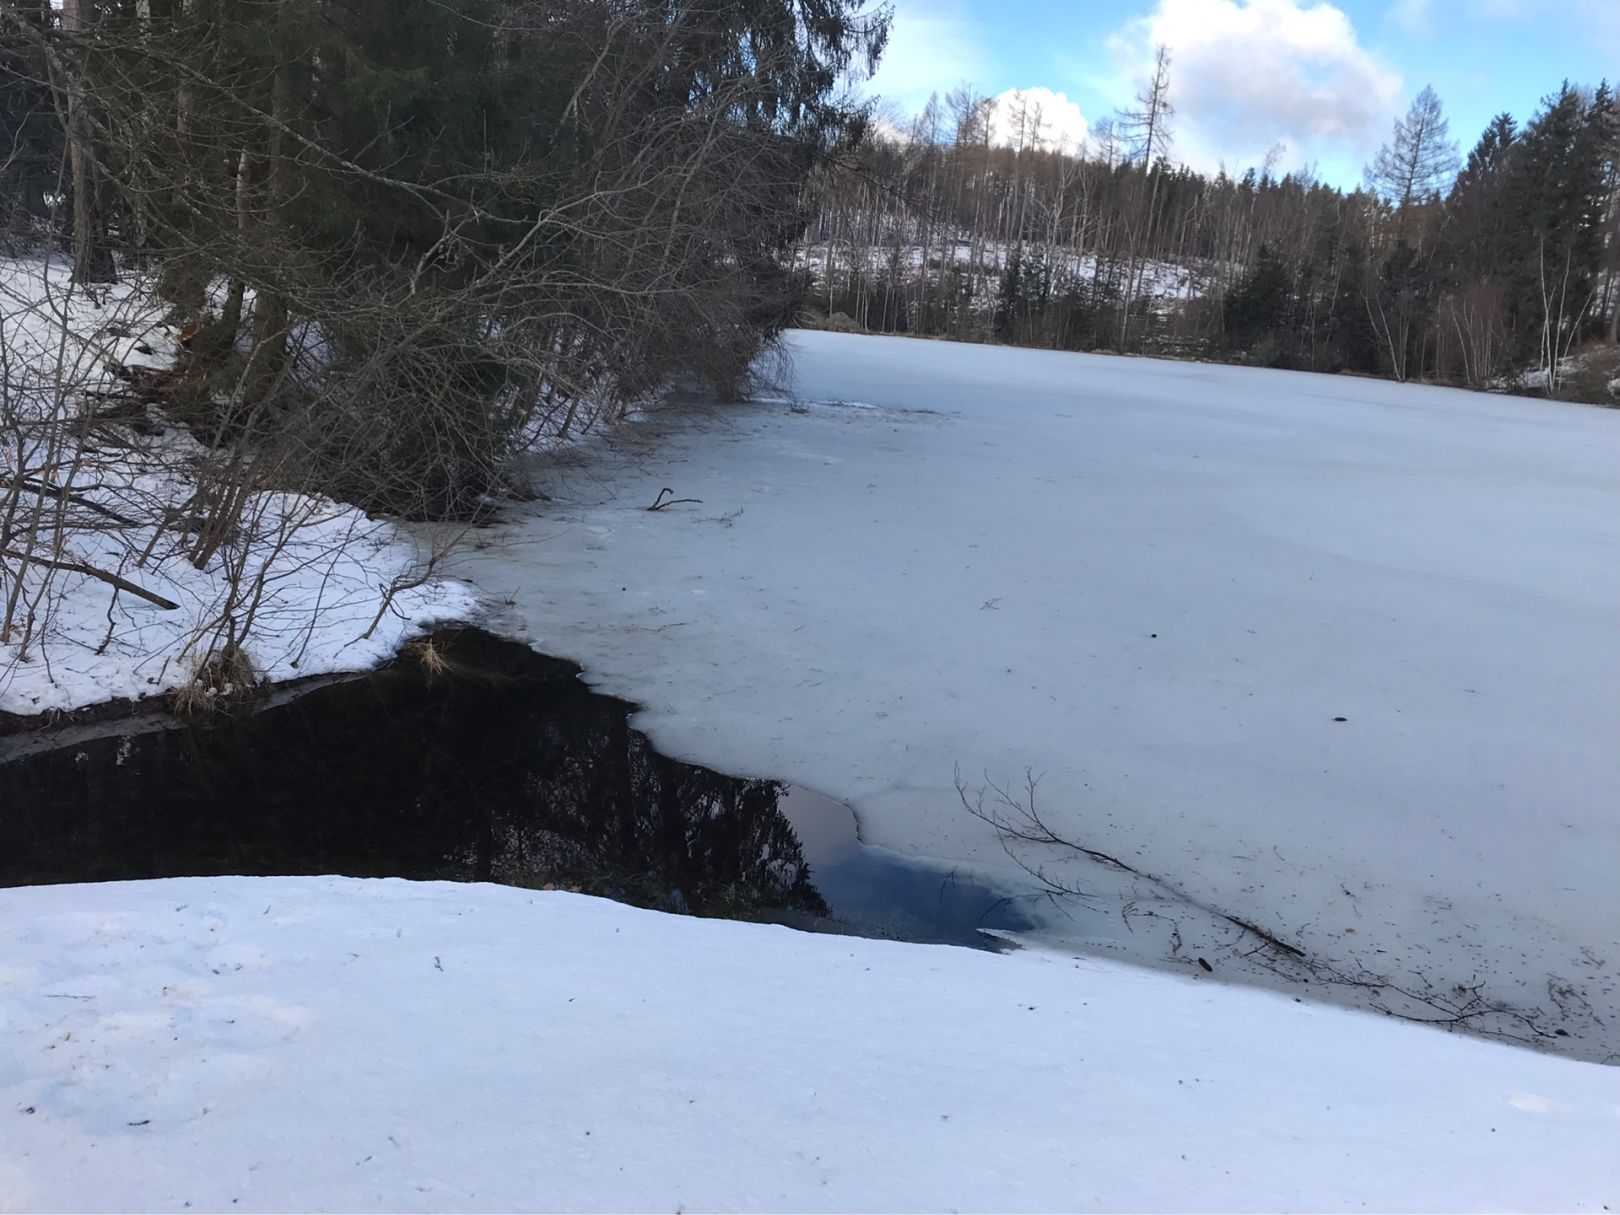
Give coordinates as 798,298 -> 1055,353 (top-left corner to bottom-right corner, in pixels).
243,7 -> 293,407
60,0 -> 115,284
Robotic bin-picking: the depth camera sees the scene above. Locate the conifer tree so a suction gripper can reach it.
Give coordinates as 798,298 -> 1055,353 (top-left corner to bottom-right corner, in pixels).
1365,85 -> 1460,217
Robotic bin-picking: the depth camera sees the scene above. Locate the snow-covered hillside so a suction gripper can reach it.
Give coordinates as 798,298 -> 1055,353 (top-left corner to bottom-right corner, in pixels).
462,330 -> 1620,1058
4,877 -> 1617,1212
798,237 -> 1206,312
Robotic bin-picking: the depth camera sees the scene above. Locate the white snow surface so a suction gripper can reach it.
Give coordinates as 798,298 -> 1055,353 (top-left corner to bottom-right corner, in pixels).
0,256 -> 477,716
461,330 -> 1620,1057
0,475 -> 478,717
3,876 -> 1618,1212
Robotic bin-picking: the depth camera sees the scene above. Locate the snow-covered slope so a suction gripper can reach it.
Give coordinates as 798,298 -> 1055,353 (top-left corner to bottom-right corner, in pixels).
3,877 -> 1616,1212
798,238 -> 1205,308
460,331 -> 1620,1057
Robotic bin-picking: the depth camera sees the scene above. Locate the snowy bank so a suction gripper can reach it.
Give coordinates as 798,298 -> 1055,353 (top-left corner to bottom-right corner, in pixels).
0,484 -> 479,720
0,255 -> 478,719
459,330 -> 1620,1057
3,876 -> 1617,1212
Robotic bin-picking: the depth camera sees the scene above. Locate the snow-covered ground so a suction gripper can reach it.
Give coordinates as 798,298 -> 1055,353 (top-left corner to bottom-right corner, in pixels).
4,876 -> 1618,1213
797,236 -> 1207,316
1509,351 -> 1620,403
461,330 -> 1620,1057
0,494 -> 476,718
0,255 -> 476,717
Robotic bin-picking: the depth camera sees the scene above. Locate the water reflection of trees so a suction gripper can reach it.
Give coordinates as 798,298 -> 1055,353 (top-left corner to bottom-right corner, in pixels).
0,633 -> 828,918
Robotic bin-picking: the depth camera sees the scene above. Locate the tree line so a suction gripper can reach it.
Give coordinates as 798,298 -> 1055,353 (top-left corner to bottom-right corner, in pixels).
1,0 -> 886,516
804,59 -> 1620,400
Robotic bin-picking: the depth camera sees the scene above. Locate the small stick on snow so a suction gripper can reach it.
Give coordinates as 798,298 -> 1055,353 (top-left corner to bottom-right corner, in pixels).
646,488 -> 703,512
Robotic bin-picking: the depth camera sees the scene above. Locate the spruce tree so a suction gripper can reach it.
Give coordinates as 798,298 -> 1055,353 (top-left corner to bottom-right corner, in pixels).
1500,83 -> 1610,380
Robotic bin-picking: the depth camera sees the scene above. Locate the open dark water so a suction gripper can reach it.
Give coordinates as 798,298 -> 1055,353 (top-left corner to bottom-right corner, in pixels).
0,630 -> 1032,948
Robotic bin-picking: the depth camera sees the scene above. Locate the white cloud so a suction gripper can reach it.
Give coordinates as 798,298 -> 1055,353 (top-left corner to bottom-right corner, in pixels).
988,88 -> 1090,152
1109,0 -> 1402,178
861,0 -> 989,118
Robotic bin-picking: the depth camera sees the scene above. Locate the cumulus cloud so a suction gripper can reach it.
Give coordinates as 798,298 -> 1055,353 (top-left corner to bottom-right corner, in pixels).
1110,0 -> 1402,177
989,88 -> 1090,151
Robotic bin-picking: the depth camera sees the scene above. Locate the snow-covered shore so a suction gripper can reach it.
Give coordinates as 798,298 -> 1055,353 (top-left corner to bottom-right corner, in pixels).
0,491 -> 478,721
0,255 -> 477,719
460,330 -> 1620,1056
4,877 -> 1617,1213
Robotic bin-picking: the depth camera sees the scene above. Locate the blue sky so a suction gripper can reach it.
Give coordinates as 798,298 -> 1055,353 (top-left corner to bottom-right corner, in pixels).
862,0 -> 1618,189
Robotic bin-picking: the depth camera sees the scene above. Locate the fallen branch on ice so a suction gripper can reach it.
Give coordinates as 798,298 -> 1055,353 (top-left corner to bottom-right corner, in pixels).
647,487 -> 703,512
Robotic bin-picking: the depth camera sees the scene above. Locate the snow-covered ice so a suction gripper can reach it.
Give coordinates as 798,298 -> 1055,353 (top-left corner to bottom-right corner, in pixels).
460,330 -> 1620,1056
7,325 -> 1620,1211
4,876 -> 1618,1212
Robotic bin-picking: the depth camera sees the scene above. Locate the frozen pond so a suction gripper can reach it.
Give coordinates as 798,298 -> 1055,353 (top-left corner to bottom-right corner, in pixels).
0,630 -> 1031,950
458,330 -> 1620,1061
